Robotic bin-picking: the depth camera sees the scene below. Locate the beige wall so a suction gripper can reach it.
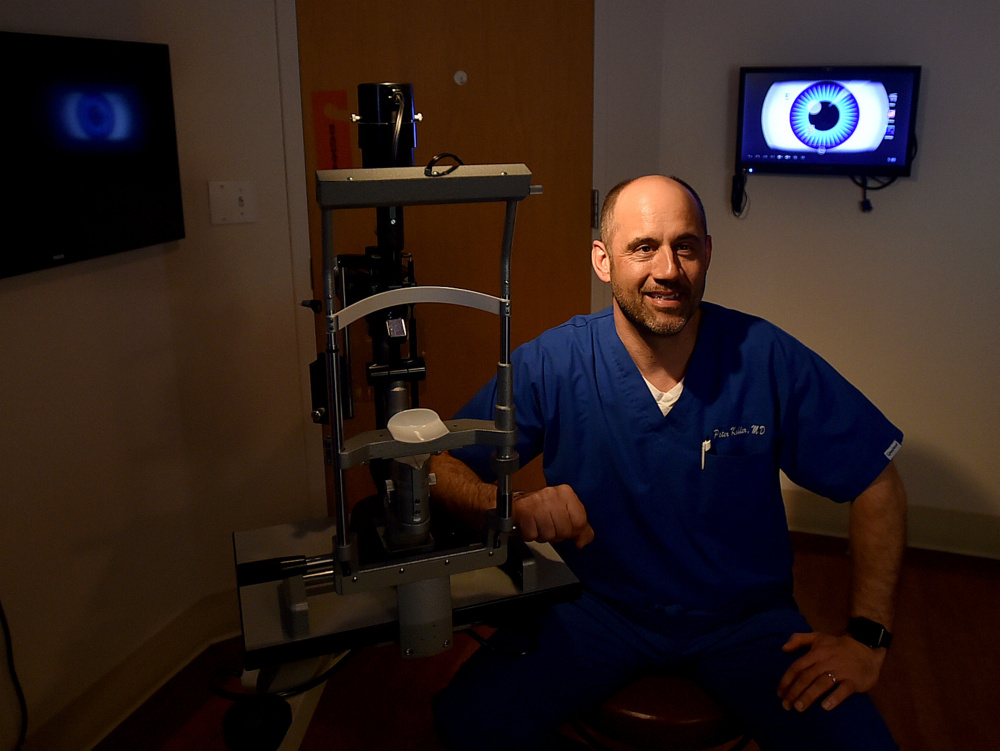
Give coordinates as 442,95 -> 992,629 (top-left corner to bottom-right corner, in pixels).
0,0 -> 322,746
594,0 -> 1000,557
1,0 -> 997,747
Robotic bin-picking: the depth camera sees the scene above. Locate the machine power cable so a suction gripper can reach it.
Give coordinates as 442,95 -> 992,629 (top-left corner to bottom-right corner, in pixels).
391,88 -> 405,162
210,649 -> 355,702
1,598 -> 27,751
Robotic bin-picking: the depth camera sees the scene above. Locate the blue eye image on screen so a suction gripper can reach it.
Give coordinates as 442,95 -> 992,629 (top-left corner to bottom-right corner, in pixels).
759,80 -> 889,153
50,86 -> 141,149
789,81 -> 859,150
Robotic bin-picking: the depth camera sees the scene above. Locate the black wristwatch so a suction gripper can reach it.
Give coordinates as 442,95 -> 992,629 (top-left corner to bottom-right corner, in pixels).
846,617 -> 893,649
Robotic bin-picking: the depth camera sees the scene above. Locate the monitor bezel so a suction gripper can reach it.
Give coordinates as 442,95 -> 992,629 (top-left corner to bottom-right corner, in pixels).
1,31 -> 185,280
735,65 -> 921,178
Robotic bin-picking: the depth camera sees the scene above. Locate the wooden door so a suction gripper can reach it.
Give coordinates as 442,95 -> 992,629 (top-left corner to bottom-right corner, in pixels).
296,0 -> 594,505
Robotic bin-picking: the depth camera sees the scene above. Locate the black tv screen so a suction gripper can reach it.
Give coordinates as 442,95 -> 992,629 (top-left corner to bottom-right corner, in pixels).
736,65 -> 921,177
1,31 -> 184,279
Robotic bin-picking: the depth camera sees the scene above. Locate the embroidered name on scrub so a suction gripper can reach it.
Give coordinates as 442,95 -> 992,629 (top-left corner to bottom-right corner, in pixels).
701,425 -> 769,469
713,425 -> 767,439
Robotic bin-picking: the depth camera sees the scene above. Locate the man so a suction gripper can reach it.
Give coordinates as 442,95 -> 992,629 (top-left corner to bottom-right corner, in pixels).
431,175 -> 906,750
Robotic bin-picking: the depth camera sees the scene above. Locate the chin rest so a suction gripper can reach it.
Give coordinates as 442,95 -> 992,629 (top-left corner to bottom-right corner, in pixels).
567,671 -> 751,751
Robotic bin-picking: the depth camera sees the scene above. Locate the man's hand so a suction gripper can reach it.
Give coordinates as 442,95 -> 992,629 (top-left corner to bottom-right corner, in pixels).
513,485 -> 595,549
428,453 -> 594,548
777,632 -> 886,713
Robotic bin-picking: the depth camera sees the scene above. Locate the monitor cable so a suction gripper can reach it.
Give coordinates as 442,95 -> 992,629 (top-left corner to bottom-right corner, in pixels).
731,170 -> 749,218
852,133 -> 917,212
850,174 -> 897,213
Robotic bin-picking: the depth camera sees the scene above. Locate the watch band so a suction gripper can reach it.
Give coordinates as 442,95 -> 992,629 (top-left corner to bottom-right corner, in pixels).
846,617 -> 893,649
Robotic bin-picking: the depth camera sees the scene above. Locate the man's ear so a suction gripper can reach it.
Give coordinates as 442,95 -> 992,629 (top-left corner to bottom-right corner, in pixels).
592,240 -> 612,283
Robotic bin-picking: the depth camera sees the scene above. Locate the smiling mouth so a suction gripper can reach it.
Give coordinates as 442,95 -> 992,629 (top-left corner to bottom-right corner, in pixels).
645,290 -> 683,303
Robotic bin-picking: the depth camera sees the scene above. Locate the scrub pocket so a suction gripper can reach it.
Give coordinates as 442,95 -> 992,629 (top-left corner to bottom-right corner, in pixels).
697,450 -> 783,537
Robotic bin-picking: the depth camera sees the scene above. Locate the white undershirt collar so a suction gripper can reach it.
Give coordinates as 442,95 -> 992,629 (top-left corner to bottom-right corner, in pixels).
642,375 -> 684,416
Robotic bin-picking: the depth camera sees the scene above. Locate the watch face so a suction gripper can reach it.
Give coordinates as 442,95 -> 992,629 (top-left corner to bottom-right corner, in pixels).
848,617 -> 892,648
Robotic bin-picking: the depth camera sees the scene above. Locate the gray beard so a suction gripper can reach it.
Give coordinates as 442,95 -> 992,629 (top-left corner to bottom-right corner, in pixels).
612,287 -> 692,338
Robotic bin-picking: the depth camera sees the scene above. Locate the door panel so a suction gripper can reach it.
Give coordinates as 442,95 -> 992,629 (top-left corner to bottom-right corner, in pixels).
297,0 -> 593,503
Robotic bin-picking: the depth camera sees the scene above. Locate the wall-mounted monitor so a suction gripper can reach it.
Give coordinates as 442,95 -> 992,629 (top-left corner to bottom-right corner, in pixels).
736,65 -> 921,178
1,31 -> 185,279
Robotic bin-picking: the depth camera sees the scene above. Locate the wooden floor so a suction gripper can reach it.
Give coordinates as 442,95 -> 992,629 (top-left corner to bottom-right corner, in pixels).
93,533 -> 1000,751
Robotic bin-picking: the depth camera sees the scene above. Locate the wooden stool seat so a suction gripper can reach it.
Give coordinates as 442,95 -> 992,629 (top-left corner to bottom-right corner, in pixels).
571,672 -> 748,751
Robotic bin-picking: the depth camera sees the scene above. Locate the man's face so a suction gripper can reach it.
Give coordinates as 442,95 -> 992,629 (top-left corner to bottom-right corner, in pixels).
592,177 -> 712,338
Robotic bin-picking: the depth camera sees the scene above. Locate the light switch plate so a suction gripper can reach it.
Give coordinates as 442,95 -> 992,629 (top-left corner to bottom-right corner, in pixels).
208,181 -> 257,224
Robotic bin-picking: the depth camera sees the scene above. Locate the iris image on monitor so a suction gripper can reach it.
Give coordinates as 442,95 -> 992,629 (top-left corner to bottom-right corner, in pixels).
736,66 -> 921,177
52,87 -> 142,147
1,31 -> 185,279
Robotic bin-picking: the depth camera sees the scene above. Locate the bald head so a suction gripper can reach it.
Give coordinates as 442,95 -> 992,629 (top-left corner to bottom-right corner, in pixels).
591,174 -> 712,343
599,175 -> 708,247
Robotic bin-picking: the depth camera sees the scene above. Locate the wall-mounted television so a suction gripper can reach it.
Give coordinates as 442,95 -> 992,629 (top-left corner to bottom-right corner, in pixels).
1,31 -> 185,280
735,65 -> 921,178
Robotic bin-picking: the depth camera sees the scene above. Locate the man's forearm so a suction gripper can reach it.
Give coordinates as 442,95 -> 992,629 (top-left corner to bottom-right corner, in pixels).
848,461 -> 907,627
428,451 -> 497,529
778,461 -> 907,712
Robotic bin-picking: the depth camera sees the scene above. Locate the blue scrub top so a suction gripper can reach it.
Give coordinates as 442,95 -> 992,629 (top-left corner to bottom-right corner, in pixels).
452,303 -> 903,619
